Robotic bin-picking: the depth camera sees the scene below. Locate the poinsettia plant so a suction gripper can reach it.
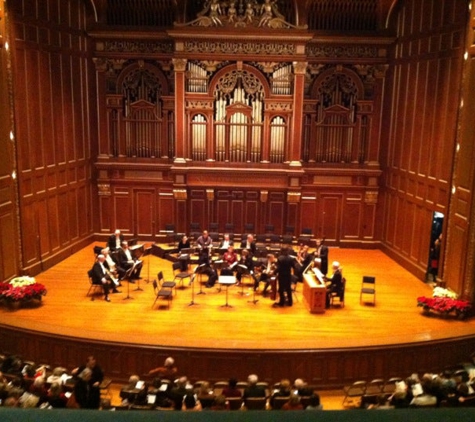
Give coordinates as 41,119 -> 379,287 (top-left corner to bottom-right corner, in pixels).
0,276 -> 47,305
417,296 -> 472,317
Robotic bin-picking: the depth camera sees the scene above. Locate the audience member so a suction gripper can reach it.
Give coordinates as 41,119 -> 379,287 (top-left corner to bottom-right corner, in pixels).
281,392 -> 304,410
169,376 -> 190,410
242,374 -> 266,399
305,393 -> 323,410
294,378 -> 313,397
182,385 -> 202,411
73,368 -> 96,409
222,378 -> 242,398
271,378 -> 291,408
46,382 -> 68,408
210,394 -> 228,410
148,357 -> 178,381
72,356 -> 104,409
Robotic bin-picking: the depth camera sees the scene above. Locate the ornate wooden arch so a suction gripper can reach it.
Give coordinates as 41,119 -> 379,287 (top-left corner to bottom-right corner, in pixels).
116,61 -> 170,97
310,66 -> 364,101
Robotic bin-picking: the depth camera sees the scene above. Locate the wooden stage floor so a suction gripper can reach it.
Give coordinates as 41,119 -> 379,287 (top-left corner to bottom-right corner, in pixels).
2,243 -> 474,351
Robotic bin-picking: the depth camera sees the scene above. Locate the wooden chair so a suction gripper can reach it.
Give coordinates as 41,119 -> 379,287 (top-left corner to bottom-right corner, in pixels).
213,381 -> 229,397
271,396 -> 289,409
361,378 -> 385,407
152,279 -> 172,309
227,397 -> 243,410
360,276 -> 376,305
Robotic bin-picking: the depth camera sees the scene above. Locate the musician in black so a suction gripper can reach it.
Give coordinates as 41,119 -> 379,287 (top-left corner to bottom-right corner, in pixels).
274,247 -> 295,307
325,261 -> 343,308
315,238 -> 329,275
257,253 -> 277,294
235,249 -> 255,285
91,254 -> 120,302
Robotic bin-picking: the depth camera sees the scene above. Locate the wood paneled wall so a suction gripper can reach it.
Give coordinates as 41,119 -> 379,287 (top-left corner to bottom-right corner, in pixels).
444,0 -> 475,300
0,2 -> 20,282
6,0 -> 97,276
380,0 -> 468,284
2,323 -> 475,388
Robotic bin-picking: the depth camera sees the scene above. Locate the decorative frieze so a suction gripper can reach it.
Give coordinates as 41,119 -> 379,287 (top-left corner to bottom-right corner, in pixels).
186,100 -> 214,110
97,40 -> 174,54
306,45 -> 379,59
184,40 -> 296,56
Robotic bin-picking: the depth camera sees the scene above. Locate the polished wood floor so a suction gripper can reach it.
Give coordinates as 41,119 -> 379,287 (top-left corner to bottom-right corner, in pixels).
1,242 -> 474,351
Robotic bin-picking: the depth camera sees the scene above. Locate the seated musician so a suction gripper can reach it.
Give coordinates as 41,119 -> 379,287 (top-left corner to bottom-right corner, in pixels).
222,246 -> 237,268
235,249 -> 256,285
240,234 -> 257,256
219,233 -> 234,249
117,241 -> 143,280
295,244 -> 313,282
91,254 -> 120,302
101,247 -> 123,285
324,261 -> 343,308
258,253 -> 277,295
107,229 -> 124,252
177,235 -> 191,252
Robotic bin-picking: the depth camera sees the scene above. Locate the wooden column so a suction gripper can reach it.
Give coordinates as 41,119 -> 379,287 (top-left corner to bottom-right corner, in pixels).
93,58 -> 110,157
173,58 -> 187,163
290,61 -> 307,167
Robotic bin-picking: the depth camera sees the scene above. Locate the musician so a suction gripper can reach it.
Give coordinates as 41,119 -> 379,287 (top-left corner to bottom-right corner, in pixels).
315,238 -> 329,275
219,233 -> 234,249
117,241 -> 143,280
196,230 -> 213,265
274,247 -> 295,307
222,245 -> 238,267
235,249 -> 255,285
177,235 -> 191,252
258,253 -> 277,295
101,247 -> 123,285
91,254 -> 120,302
325,261 -> 343,308
107,229 -> 124,252
240,234 -> 257,256
296,244 -> 313,282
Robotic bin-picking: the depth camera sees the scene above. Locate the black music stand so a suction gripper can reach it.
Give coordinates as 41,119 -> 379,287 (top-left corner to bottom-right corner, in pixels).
194,263 -> 208,296
188,265 -> 205,307
142,245 -> 152,284
248,283 -> 259,305
123,268 -> 134,301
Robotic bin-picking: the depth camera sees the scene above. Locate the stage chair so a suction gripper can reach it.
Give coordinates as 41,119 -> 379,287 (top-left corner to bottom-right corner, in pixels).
301,227 -> 312,235
360,276 -> 376,305
190,222 -> 200,231
152,279 -> 172,310
256,234 -> 267,245
330,277 -> 346,307
86,269 -> 103,301
342,380 -> 367,408
244,397 -> 267,410
361,378 -> 385,407
244,223 -> 254,233
269,234 -> 281,245
172,261 -> 191,288
164,224 -> 175,232
209,222 -> 219,231
209,231 -> 220,242
225,223 -> 234,232
158,271 -> 176,296
382,377 -> 402,396
100,377 -> 113,400
264,224 -> 274,233
284,225 -> 294,235
281,234 -> 293,245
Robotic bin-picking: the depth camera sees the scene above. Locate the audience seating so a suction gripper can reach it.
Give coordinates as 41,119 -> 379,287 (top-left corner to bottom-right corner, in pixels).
244,397 -> 267,410
226,397 -> 243,410
271,396 -> 289,409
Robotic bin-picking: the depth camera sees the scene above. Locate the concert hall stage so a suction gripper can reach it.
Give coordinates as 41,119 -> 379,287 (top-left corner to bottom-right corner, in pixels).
1,243 -> 475,388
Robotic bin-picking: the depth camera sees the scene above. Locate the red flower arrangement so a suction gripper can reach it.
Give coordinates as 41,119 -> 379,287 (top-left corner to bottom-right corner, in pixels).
417,296 -> 472,319
0,280 -> 47,305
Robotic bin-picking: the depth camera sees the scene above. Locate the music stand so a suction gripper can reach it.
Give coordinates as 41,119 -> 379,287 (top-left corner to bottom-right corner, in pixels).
123,267 -> 134,301
142,245 -> 152,284
188,264 -> 205,307
248,283 -> 259,305
194,263 -> 208,296
219,275 -> 236,308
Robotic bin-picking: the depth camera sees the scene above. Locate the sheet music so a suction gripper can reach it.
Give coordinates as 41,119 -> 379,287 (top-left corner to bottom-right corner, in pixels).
312,267 -> 324,284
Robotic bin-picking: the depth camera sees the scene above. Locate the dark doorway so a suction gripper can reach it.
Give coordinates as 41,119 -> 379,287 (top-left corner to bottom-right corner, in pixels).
427,212 -> 444,282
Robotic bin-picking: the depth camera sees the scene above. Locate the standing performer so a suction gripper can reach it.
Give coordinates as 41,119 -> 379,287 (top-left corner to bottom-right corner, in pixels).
315,238 -> 329,276
274,247 -> 295,307
196,230 -> 213,265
